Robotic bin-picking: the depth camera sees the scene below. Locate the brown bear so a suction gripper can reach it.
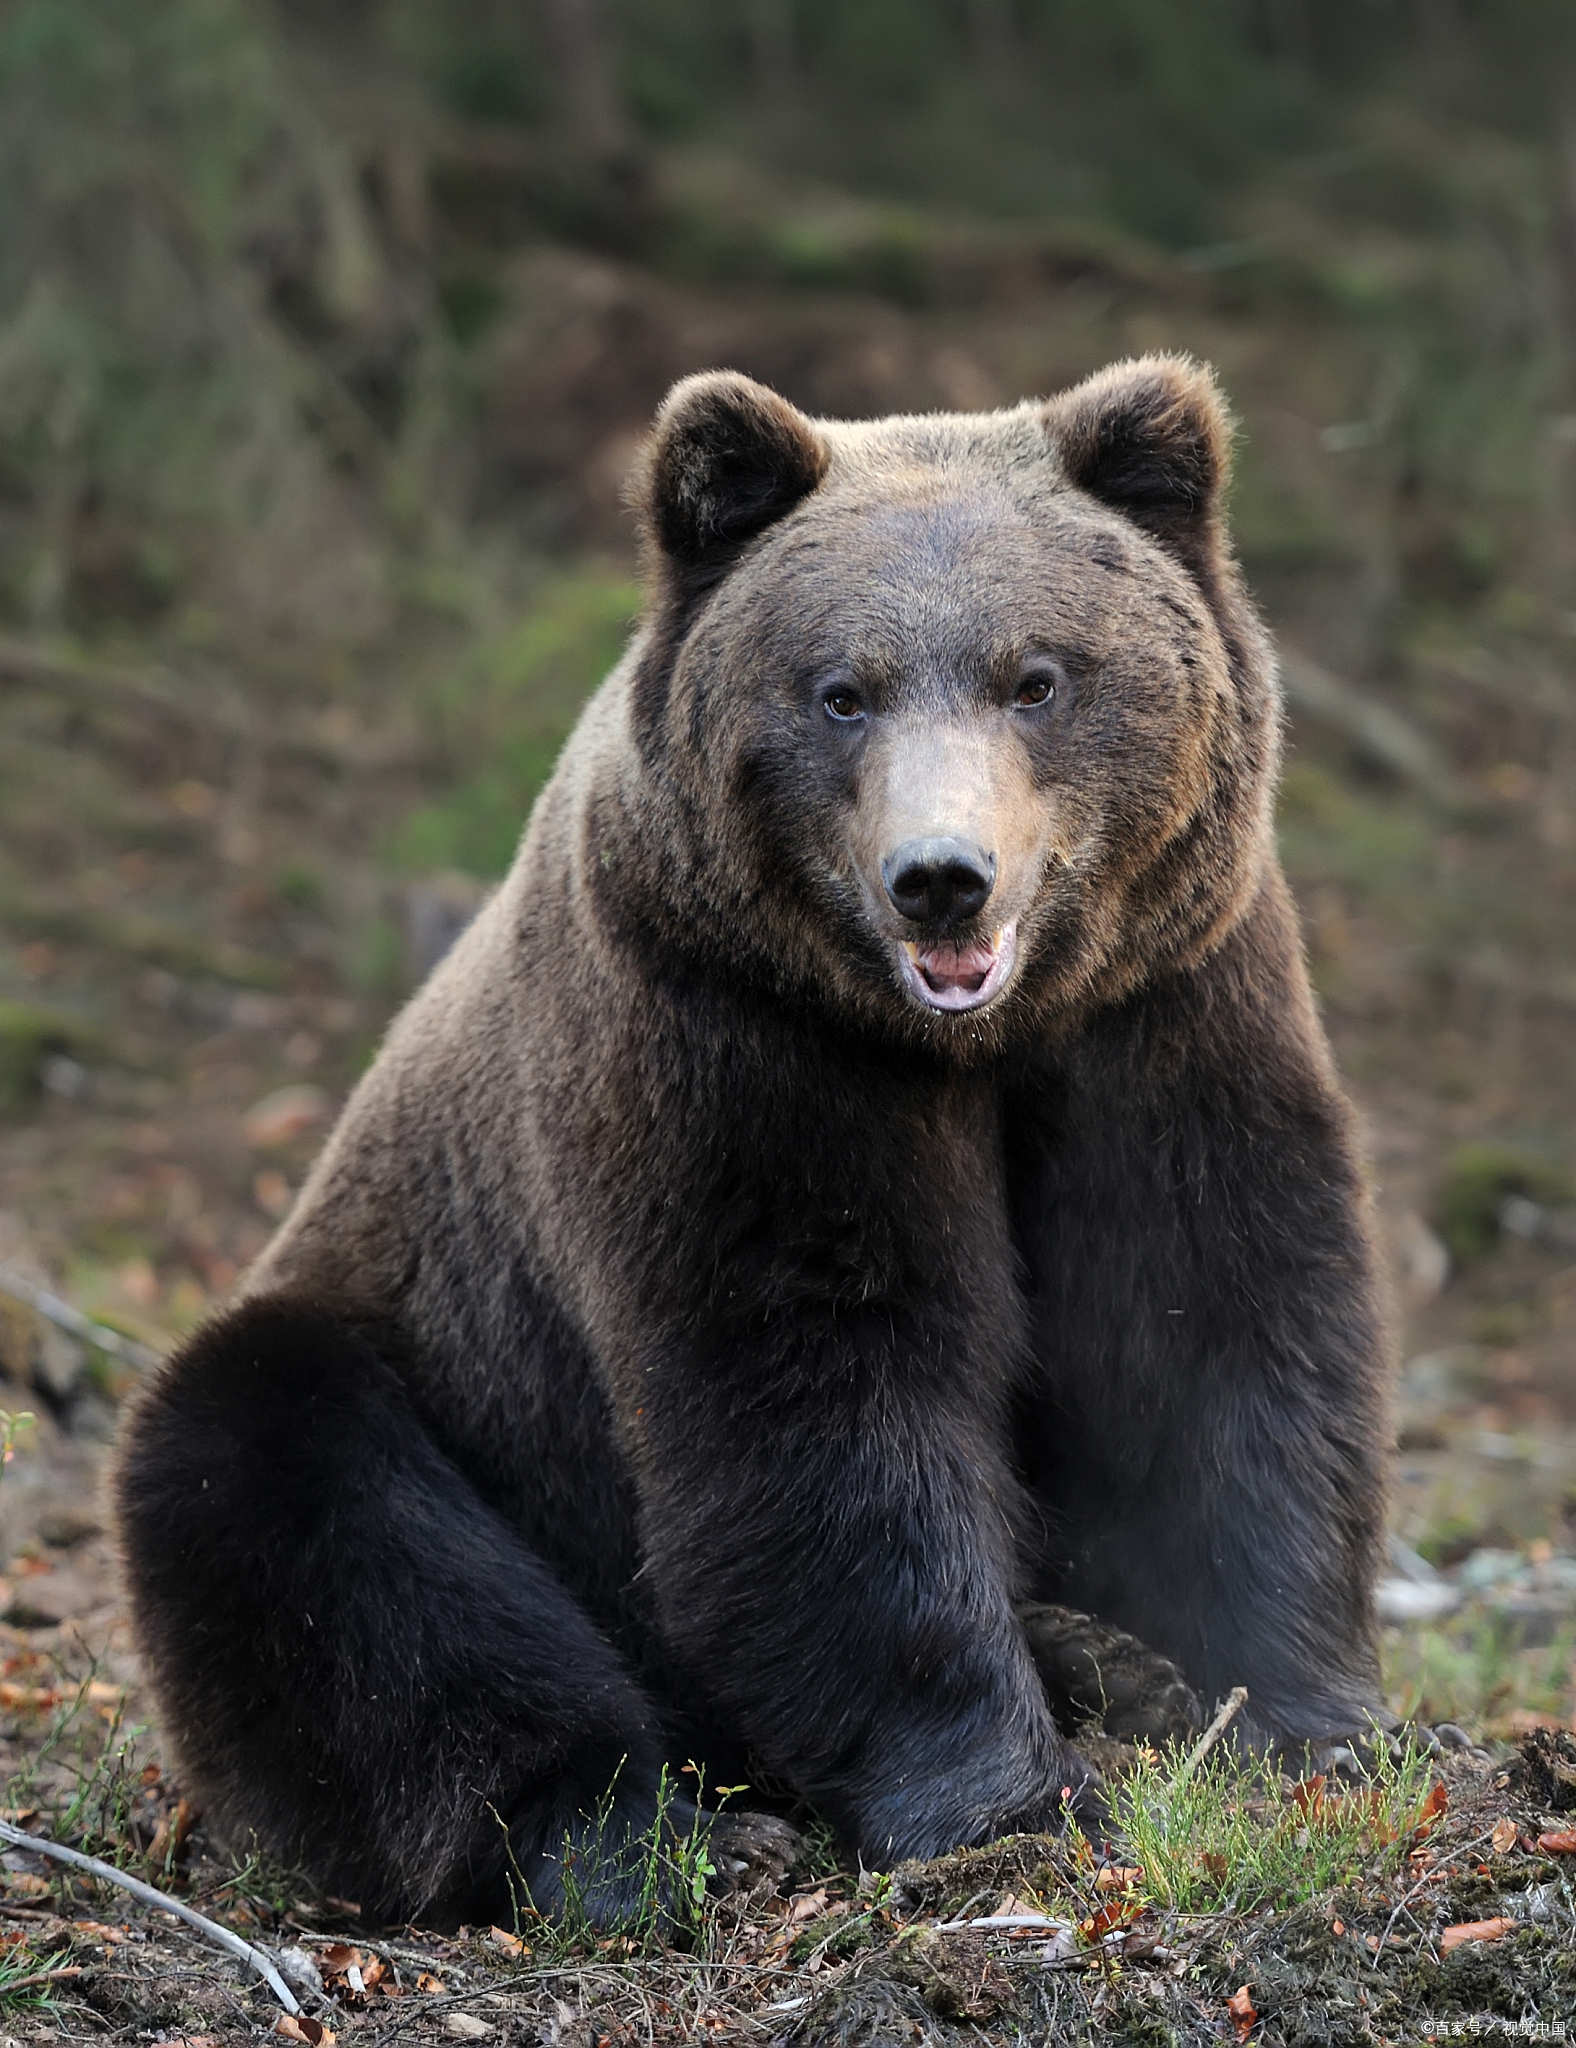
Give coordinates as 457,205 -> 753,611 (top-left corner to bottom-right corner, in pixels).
113,356 -> 1391,1926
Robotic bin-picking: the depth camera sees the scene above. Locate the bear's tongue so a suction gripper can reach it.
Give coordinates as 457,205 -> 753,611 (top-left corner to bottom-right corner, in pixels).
898,923 -> 1017,1013
914,939 -> 997,996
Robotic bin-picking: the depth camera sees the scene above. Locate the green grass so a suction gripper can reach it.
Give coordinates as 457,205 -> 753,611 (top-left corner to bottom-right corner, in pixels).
391,570 -> 639,881
502,1761 -> 745,1958
1110,1727 -> 1439,1917
1384,1604 -> 1576,1733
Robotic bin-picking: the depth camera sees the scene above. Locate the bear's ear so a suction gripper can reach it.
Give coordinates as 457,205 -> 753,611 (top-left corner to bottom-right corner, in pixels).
636,371 -> 829,580
1042,355 -> 1233,584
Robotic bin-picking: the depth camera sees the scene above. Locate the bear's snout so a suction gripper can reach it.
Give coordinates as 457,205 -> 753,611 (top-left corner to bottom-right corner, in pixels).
881,835 -> 996,926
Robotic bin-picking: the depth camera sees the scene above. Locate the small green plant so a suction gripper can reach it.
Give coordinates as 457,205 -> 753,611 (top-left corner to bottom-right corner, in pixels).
1384,1602 -> 1576,1733
1112,1725 -> 1438,1916
0,1003 -> 73,1115
1431,1144 -> 1573,1264
519,1760 -> 738,1957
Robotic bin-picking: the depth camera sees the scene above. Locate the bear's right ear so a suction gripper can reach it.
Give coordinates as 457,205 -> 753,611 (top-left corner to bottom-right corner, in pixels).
635,371 -> 829,581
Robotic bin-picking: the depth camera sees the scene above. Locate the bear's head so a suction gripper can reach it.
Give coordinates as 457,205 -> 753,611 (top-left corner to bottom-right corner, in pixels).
621,356 -> 1279,1054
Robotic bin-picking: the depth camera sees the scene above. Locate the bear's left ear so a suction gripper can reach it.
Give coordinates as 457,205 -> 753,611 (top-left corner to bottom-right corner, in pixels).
635,371 -> 829,583
1042,355 -> 1234,585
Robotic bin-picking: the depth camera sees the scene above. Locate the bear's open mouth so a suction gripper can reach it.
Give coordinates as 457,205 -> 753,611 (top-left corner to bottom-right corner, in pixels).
899,922 -> 1017,1012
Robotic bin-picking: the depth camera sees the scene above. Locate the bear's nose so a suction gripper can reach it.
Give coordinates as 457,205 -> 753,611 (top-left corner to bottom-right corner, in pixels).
881,837 -> 997,925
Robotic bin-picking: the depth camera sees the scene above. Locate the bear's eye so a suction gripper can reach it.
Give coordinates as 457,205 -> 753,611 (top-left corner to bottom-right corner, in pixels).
822,687 -> 865,722
1012,663 -> 1060,710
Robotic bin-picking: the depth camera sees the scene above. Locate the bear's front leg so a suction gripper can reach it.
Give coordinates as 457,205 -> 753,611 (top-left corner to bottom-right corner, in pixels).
1009,881 -> 1391,1747
624,1345 -> 1096,1865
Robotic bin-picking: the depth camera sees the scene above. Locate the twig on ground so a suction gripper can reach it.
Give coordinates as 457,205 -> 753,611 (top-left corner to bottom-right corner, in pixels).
0,1267 -> 162,1373
0,1819 -> 300,2015
932,1914 -> 1071,1932
1172,1686 -> 1249,1788
0,1962 -> 86,1999
0,1963 -> 85,1997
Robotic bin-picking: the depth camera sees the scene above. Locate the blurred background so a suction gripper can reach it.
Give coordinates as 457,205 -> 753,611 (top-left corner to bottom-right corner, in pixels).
0,0 -> 1574,1732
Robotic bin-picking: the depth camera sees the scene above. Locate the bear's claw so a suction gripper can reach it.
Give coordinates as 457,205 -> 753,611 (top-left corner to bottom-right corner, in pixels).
1019,1603 -> 1204,1745
703,1810 -> 802,1895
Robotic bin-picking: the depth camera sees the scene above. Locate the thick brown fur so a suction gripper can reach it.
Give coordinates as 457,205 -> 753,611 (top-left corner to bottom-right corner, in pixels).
113,356 -> 1391,1925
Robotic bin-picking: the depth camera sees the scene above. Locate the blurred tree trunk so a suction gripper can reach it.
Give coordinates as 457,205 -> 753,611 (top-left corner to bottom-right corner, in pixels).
745,0 -> 799,121
1262,0 -> 1311,72
964,0 -> 1014,94
541,0 -> 627,157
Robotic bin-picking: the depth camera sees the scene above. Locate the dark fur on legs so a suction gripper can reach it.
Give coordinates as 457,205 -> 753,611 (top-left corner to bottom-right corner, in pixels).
113,1299 -> 794,1925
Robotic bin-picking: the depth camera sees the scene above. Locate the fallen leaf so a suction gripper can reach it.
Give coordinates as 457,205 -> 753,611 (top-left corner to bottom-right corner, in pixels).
1200,1852 -> 1228,1882
1415,1781 -> 1449,1834
361,1957 -> 387,1992
1227,1984 -> 1257,2041
0,1685 -> 64,1711
784,1887 -> 830,1927
1490,1816 -> 1518,1856
486,1924 -> 528,1957
70,1920 -> 126,1942
317,1942 -> 361,1975
415,1972 -> 447,1994
1094,1865 -> 1143,1891
1080,1897 -> 1143,1942
1535,1829 -> 1576,1854
242,1084 -> 330,1150
1331,1918 -> 1345,1936
4,1875 -> 48,1897
443,2016 -> 493,2041
1440,1917 -> 1515,1953
274,2020 -> 335,2047
1290,1776 -> 1326,1821
148,1796 -> 195,1867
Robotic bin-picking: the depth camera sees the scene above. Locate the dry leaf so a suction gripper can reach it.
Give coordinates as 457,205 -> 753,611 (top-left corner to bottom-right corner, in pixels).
785,1887 -> 830,1927
4,1874 -> 48,1897
1094,1865 -> 1143,1891
317,1942 -> 361,1975
70,1919 -> 126,1942
1080,1896 -> 1142,1942
1227,1984 -> 1257,2041
1440,1917 -> 1515,1953
274,2019 -> 335,2046
243,1084 -> 330,1149
148,1796 -> 195,1867
1331,1918 -> 1345,1936
0,1685 -> 64,1711
486,1924 -> 528,1957
1490,1816 -> 1518,1856
1535,1828 -> 1576,1854
1415,1781 -> 1448,1834
442,2016 -> 493,2041
416,1972 -> 447,1994
1290,1776 -> 1326,1821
